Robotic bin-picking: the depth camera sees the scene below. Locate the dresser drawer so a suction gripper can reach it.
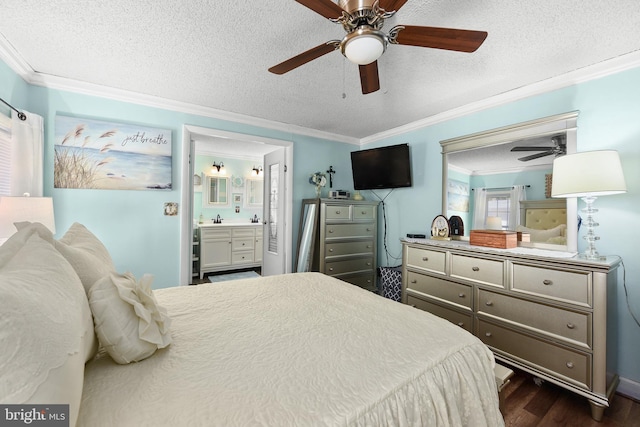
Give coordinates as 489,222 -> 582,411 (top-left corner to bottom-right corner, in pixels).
232,238 -> 254,251
408,296 -> 473,333
478,290 -> 591,349
200,228 -> 231,239
325,240 -> 374,258
232,227 -> 256,238
406,271 -> 472,310
451,254 -> 505,288
353,205 -> 376,220
325,205 -> 351,220
231,250 -> 254,265
478,320 -> 591,389
325,223 -> 375,239
325,257 -> 374,275
342,272 -> 376,291
512,263 -> 591,307
405,246 -> 446,274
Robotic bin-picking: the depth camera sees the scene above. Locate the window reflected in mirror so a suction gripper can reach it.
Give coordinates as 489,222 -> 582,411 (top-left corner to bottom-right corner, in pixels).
203,174 -> 229,206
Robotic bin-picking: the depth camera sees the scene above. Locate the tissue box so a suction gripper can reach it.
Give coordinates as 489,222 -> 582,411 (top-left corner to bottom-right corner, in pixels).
470,230 -> 518,249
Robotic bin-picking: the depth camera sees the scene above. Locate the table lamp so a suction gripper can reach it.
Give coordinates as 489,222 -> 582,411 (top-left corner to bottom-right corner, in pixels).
0,195 -> 56,241
551,150 -> 626,259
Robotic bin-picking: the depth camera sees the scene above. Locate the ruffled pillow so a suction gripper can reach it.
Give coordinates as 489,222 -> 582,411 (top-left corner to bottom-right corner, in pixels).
88,272 -> 172,364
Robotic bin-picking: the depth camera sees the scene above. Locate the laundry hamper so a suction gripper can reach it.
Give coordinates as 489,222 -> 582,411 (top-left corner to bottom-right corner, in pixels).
378,266 -> 402,302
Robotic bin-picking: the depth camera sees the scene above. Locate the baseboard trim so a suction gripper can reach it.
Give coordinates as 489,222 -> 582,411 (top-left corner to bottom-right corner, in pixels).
617,376 -> 640,401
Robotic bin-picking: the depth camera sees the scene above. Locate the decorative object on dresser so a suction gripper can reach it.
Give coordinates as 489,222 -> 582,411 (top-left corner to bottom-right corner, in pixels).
448,215 -> 464,236
551,150 -> 627,260
296,198 -> 379,292
198,224 -> 262,279
401,239 -> 621,421
469,230 -> 518,249
430,214 -> 450,240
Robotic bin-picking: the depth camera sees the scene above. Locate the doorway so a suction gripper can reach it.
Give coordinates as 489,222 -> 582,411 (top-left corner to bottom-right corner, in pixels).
180,125 -> 293,285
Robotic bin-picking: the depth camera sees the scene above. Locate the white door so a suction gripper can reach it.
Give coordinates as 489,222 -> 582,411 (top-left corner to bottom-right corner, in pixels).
261,147 -> 286,276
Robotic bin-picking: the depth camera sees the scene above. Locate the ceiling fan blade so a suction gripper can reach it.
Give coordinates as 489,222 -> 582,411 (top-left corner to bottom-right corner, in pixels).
510,146 -> 556,152
359,62 -> 380,94
518,151 -> 554,162
379,0 -> 409,12
394,25 -> 488,53
295,0 -> 345,19
269,41 -> 340,75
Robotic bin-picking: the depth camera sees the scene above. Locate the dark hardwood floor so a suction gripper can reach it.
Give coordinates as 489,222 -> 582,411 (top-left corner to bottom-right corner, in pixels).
501,368 -> 640,426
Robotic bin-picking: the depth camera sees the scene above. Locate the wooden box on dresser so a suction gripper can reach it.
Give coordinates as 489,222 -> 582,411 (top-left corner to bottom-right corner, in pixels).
304,198 -> 379,292
401,239 -> 620,421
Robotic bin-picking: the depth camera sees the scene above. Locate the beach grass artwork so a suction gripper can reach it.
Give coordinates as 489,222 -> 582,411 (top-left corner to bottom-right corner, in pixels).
54,115 -> 172,190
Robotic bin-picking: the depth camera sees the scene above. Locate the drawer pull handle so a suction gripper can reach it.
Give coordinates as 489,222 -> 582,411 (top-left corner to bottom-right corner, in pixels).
485,332 -> 492,337
472,266 -> 480,272
457,322 -> 465,327
366,245 -> 371,249
410,304 -> 416,308
366,262 -> 371,266
422,257 -> 429,261
329,229 -> 334,233
329,268 -> 334,271
366,228 -> 372,232
543,279 -> 553,286
336,210 -> 341,214
458,293 -> 465,298
566,362 -> 574,369
485,301 -> 493,306
566,323 -> 575,329
410,279 -> 417,284
329,248 -> 334,252
361,211 -> 366,215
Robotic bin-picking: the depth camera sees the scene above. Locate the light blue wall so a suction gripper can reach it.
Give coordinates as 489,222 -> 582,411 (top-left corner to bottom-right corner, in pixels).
0,59 -> 355,290
3,57 -> 639,384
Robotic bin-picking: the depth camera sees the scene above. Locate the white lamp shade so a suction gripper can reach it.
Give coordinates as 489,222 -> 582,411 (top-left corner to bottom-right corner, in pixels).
344,35 -> 385,65
0,196 -> 56,238
486,216 -> 503,230
551,150 -> 627,198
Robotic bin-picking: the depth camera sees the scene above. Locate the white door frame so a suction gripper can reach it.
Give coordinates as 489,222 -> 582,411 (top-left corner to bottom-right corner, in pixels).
180,125 -> 293,285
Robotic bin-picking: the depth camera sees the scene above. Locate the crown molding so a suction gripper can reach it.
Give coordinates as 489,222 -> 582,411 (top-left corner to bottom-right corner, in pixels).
361,50 -> 640,145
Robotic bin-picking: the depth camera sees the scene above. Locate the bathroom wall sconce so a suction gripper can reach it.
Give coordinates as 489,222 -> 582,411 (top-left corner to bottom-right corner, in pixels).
251,166 -> 263,177
211,161 -> 226,174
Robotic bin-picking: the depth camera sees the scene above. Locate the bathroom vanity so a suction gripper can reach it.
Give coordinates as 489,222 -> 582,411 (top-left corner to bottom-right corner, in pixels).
197,222 -> 262,279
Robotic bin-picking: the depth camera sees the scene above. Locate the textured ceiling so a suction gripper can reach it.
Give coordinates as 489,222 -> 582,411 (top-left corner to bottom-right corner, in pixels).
1,1 -> 639,140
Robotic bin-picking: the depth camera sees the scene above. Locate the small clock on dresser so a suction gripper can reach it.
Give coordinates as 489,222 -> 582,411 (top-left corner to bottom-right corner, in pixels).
430,215 -> 451,240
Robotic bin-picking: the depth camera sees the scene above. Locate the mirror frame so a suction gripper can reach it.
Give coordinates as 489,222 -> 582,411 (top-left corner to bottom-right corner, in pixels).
202,174 -> 230,207
244,177 -> 264,207
440,111 -> 579,253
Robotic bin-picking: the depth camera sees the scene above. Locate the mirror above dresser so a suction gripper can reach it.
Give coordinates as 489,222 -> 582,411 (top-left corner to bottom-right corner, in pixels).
440,112 -> 579,253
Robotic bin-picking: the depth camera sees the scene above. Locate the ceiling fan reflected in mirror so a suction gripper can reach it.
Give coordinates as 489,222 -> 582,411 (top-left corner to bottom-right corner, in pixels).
511,135 -> 567,162
268,0 -> 488,94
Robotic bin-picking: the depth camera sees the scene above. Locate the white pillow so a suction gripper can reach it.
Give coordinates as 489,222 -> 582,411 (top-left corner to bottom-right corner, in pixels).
55,222 -> 116,293
88,272 -> 172,364
516,224 -> 566,243
0,228 -> 89,427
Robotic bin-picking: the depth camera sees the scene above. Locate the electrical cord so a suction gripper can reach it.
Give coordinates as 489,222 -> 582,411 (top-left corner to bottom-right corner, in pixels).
369,190 -> 402,267
620,260 -> 640,328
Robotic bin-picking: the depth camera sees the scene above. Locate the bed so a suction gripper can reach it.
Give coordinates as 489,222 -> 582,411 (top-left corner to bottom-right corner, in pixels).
1,222 -> 503,427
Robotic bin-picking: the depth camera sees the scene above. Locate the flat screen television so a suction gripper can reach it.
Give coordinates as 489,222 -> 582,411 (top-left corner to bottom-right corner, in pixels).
351,143 -> 412,190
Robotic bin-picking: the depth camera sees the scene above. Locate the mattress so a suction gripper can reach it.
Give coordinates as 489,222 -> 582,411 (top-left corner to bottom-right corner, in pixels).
78,272 -> 503,426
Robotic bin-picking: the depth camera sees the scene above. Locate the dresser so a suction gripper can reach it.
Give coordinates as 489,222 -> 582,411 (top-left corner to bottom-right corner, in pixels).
401,239 -> 620,421
301,198 -> 379,292
198,224 -> 262,279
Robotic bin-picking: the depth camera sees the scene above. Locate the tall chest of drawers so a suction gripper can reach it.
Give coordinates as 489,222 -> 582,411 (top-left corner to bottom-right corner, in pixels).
401,239 -> 620,421
302,198 -> 379,292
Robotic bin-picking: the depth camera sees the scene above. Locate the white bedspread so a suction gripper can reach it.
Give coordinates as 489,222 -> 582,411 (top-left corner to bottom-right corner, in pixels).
78,273 -> 503,427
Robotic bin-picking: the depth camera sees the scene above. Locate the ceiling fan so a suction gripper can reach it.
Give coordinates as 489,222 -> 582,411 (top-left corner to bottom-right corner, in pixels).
268,0 -> 488,94
510,135 -> 567,162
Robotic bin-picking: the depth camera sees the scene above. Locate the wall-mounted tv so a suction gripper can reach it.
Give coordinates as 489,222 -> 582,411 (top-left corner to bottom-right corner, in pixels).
351,143 -> 412,190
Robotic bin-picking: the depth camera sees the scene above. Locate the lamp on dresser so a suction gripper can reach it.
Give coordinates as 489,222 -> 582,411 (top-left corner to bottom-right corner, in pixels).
551,150 -> 626,259
0,195 -> 56,243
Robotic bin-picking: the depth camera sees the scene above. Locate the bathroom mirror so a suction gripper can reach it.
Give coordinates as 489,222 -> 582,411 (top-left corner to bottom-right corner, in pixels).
245,178 -> 264,207
440,112 -> 579,252
203,174 -> 229,206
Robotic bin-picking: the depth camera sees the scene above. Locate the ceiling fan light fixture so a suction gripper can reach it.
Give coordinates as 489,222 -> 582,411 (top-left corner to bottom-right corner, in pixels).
342,28 -> 386,65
